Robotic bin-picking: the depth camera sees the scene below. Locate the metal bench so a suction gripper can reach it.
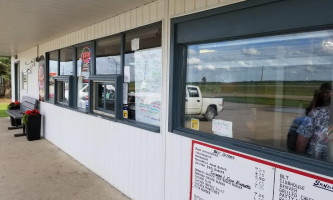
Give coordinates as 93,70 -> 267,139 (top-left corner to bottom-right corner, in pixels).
6,96 -> 38,137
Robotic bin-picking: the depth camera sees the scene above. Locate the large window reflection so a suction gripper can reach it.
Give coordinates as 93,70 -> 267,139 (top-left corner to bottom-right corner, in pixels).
96,36 -> 121,74
184,30 -> 333,161
60,47 -> 73,75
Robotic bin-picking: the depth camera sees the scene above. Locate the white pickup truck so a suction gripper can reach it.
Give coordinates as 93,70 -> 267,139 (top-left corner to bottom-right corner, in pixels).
185,85 -> 223,121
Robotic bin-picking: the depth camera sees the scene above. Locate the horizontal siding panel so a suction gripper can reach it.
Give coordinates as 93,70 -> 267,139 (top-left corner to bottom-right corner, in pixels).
175,0 -> 185,15
195,0 -> 207,10
120,13 -> 126,32
158,0 -> 165,19
185,0 -> 195,13
136,7 -> 143,27
169,0 -> 175,16
126,12 -> 131,30
150,1 -> 158,22
130,9 -> 137,29
207,0 -> 219,6
143,5 -> 150,25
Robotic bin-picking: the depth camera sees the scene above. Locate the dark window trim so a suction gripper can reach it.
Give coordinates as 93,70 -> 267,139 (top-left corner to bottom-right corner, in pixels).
169,0 -> 333,177
93,81 -> 117,117
54,75 -> 73,107
90,75 -> 122,119
45,50 -> 59,104
45,22 -> 163,133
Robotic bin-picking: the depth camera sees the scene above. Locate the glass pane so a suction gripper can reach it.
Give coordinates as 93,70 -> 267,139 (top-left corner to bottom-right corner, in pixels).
184,29 -> 333,161
57,81 -> 69,105
124,22 -> 162,125
96,36 -> 121,74
76,45 -> 91,111
60,47 -> 73,75
97,84 -> 104,108
105,84 -> 115,111
48,51 -> 58,101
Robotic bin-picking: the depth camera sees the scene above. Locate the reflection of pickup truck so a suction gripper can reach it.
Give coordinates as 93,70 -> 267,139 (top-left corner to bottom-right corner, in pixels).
185,85 -> 223,121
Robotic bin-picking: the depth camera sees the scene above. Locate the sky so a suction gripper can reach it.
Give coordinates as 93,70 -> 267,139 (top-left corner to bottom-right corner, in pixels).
186,29 -> 333,83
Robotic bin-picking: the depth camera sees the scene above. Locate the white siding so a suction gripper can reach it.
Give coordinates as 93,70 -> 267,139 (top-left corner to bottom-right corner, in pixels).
11,47 -> 39,101
40,102 -> 165,200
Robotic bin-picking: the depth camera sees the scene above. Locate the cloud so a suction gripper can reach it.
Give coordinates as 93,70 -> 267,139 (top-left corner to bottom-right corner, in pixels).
238,61 -> 252,67
220,65 -> 230,71
322,40 -> 333,54
242,47 -> 260,56
306,66 -> 316,72
207,64 -> 216,70
188,48 -> 198,56
195,65 -> 203,71
188,57 -> 201,64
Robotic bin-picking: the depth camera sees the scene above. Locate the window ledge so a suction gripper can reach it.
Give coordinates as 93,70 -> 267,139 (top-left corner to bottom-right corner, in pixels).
119,119 -> 160,133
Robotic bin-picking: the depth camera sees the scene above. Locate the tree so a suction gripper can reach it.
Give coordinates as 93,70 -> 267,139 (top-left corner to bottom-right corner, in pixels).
0,57 -> 11,80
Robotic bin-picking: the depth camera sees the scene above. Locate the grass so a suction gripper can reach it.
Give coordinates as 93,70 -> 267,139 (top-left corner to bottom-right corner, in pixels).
222,96 -> 310,108
0,100 -> 10,118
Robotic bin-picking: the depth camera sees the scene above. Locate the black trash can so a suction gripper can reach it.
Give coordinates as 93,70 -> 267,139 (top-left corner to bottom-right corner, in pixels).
25,114 -> 41,141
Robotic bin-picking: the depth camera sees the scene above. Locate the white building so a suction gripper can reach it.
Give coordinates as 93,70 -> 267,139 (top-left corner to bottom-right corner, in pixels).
3,0 -> 333,199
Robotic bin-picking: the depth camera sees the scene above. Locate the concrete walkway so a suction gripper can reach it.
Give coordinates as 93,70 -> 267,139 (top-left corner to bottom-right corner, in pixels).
0,117 -> 131,200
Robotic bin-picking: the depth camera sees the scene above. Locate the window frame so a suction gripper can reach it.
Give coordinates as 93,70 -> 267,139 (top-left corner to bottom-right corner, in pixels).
45,50 -> 59,103
169,0 -> 333,177
74,41 -> 94,113
54,75 -> 73,107
89,75 -> 122,119
45,22 -> 162,133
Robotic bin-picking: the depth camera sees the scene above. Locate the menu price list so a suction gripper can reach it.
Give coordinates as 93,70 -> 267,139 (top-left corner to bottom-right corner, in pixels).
191,142 -> 333,200
191,143 -> 275,200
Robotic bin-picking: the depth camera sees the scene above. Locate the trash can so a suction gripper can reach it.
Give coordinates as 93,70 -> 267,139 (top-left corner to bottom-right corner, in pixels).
25,114 -> 41,141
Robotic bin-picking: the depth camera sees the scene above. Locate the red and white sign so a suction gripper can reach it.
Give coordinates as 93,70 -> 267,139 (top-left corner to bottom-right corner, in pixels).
190,140 -> 333,200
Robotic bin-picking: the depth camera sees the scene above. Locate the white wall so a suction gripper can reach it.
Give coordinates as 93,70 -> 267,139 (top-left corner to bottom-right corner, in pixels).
11,0 -> 247,199
11,46 -> 39,101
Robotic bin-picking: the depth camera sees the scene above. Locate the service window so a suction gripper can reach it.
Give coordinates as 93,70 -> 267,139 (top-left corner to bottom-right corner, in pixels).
124,22 -> 162,127
56,81 -> 69,106
54,76 -> 73,107
48,50 -> 58,101
76,45 -> 91,111
93,81 -> 116,117
180,29 -> 333,162
96,35 -> 121,74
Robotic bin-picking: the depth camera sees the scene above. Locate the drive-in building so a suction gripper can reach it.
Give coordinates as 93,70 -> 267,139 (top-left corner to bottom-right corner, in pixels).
3,0 -> 333,199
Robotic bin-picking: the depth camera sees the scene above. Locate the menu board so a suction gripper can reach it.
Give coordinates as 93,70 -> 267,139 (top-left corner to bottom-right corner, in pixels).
134,47 -> 162,126
191,141 -> 333,200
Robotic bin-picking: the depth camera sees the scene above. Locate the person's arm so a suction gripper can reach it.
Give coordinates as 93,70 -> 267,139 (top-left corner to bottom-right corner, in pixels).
296,134 -> 310,153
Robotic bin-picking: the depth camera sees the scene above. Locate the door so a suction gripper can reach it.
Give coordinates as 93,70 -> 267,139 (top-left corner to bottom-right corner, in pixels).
14,62 -> 20,101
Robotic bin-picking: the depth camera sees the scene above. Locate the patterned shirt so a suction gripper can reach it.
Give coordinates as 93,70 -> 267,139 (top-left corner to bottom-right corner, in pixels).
297,106 -> 330,160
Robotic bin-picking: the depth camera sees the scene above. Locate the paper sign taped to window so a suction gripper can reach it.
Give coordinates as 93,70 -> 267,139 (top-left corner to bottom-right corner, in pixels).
191,118 -> 200,130
124,66 -> 130,83
123,83 -> 128,104
131,38 -> 140,51
212,119 -> 233,138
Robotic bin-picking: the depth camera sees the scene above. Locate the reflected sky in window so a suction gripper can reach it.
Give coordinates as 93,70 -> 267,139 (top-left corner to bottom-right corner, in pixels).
187,30 -> 333,83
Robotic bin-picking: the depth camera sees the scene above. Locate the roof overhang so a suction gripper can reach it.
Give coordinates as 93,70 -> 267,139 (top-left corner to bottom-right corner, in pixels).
0,0 -> 156,56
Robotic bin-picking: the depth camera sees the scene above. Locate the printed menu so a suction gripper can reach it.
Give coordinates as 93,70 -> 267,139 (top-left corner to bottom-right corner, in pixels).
191,141 -> 333,200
